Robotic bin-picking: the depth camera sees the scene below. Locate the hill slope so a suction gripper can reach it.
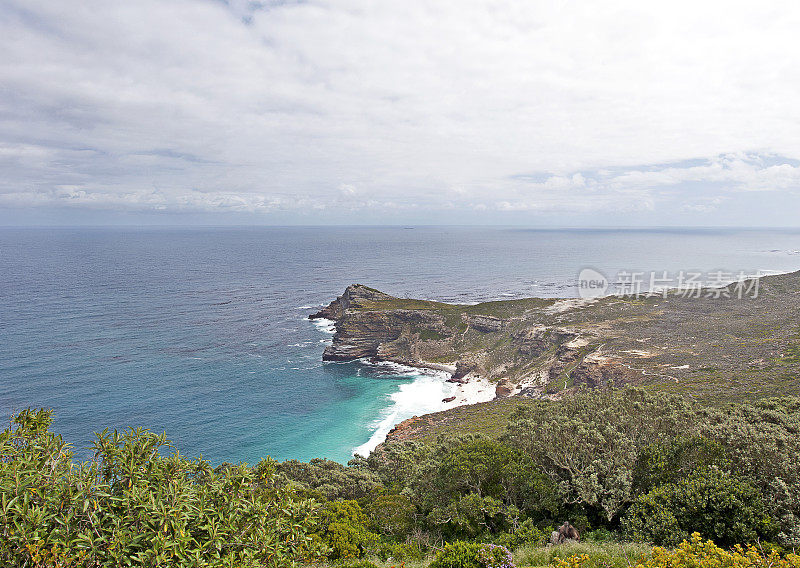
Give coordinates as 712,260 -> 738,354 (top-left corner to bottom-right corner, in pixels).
312,271 -> 800,404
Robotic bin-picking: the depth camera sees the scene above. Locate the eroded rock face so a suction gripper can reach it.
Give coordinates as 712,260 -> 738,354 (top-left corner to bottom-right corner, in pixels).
494,378 -> 515,398
322,309 -> 447,361
310,284 -> 393,321
450,361 -> 478,383
466,314 -> 505,333
569,355 -> 642,388
514,327 -> 578,358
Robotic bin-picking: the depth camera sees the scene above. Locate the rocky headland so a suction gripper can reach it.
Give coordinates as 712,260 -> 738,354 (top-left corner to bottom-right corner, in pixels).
312,272 -> 800,441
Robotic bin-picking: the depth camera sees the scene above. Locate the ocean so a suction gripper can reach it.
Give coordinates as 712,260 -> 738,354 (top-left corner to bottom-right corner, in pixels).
1,226 -> 799,464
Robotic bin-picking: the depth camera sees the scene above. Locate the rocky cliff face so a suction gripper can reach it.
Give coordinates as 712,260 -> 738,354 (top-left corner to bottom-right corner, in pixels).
314,271 -> 800,403
311,285 -> 451,362
310,284 -> 651,397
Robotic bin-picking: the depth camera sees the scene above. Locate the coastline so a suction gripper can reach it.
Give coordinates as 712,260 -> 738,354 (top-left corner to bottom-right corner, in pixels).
310,314 -> 495,457
351,359 -> 495,457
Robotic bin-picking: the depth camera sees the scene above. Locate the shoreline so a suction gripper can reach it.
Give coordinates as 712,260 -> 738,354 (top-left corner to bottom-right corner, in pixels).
308,315 -> 495,457
350,359 -> 495,457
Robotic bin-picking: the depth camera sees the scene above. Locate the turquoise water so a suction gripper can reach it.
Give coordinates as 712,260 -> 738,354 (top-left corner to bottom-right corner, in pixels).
1,226 -> 799,464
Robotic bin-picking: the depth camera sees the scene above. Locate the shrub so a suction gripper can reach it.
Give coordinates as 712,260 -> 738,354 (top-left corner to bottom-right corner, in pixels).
0,409 -> 323,567
490,519 -> 550,549
336,561 -> 380,568
375,540 -> 427,561
477,544 -> 515,568
622,468 -> 776,547
632,437 -> 730,495
430,542 -> 516,568
504,387 -> 694,521
365,493 -> 416,538
319,500 -> 380,559
557,533 -> 800,568
582,528 -> 616,543
430,541 -> 486,568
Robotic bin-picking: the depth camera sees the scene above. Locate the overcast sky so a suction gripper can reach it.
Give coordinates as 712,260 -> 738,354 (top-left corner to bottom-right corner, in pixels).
1,0 -> 800,226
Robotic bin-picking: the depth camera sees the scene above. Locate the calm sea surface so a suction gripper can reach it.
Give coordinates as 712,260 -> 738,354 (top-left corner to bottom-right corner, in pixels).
1,226 -> 799,463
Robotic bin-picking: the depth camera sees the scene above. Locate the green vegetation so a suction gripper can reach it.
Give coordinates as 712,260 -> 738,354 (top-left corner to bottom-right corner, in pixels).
0,409 -> 322,567
515,540 -> 652,568
3,387 -> 800,565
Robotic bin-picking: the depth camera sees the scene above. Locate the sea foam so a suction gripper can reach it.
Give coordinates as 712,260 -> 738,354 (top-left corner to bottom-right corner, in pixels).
351,360 -> 494,458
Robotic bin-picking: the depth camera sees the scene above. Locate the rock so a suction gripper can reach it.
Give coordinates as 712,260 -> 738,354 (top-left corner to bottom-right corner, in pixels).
310,284 -> 394,321
495,378 -> 515,398
322,309 -> 445,361
442,396 -> 456,403
465,314 -> 505,333
449,361 -> 477,383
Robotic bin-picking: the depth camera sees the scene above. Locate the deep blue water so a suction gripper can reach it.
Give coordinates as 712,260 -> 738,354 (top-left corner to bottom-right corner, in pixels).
1,226 -> 799,464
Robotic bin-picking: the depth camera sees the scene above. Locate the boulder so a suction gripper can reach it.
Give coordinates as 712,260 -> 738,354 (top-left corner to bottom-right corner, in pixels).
449,361 -> 477,383
494,378 -> 515,398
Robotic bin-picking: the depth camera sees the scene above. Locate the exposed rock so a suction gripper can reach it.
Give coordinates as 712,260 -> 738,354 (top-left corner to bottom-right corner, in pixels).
322,308 -> 445,361
569,353 -> 643,388
494,378 -> 515,398
442,396 -> 456,403
384,415 -> 436,443
514,327 -> 578,358
449,361 -> 477,383
310,284 -> 393,321
465,314 -> 505,333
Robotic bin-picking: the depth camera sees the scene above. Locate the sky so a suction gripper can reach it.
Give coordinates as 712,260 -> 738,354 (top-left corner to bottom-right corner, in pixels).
1,1 -> 800,226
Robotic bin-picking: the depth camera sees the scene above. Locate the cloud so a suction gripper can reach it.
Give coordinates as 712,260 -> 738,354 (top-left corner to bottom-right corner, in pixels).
1,0 -> 800,223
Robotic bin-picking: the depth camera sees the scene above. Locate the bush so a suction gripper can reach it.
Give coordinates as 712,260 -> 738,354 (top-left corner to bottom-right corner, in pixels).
336,561 -> 379,568
556,533 -> 800,568
622,468 -> 776,547
430,541 -> 487,568
582,528 -> 616,543
490,519 -> 550,549
375,541 -> 426,562
365,493 -> 416,538
0,408 -> 322,567
425,438 -> 557,539
430,541 -> 516,568
477,544 -> 515,568
319,500 -> 380,559
504,388 -> 694,522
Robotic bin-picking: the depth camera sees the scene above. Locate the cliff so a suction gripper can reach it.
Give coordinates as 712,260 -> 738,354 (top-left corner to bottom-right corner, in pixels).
313,271 -> 800,403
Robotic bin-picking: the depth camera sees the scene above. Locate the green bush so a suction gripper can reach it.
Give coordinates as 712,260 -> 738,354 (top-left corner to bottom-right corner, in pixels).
632,436 -> 730,495
490,519 -> 550,549
504,387 -> 694,522
622,468 -> 776,547
430,541 -> 516,568
365,493 -> 416,538
319,500 -> 380,559
422,438 -> 557,539
582,528 -> 616,543
0,408 -> 323,567
430,541 -> 486,568
375,540 -> 427,562
336,560 -> 379,568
